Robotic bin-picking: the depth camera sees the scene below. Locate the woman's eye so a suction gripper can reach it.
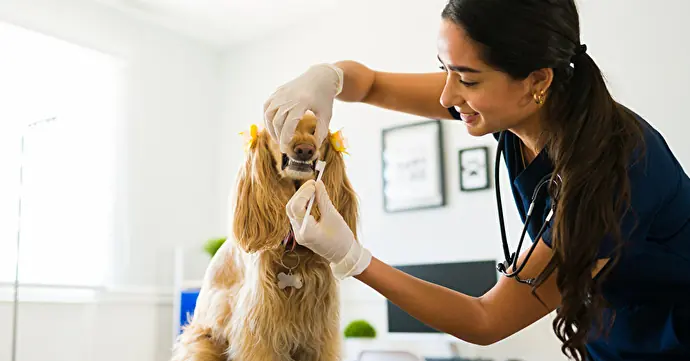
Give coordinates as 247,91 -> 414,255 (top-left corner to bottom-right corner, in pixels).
460,79 -> 478,87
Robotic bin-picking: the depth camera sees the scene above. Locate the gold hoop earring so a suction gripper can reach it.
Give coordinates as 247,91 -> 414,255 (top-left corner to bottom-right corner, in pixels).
533,90 -> 546,105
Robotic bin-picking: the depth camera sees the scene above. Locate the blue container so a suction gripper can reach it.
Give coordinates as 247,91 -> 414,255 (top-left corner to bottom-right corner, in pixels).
179,288 -> 200,333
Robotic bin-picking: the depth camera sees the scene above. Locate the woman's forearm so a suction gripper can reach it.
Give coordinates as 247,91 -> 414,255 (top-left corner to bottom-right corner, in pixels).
333,60 -> 377,103
332,60 -> 455,120
354,256 -> 493,345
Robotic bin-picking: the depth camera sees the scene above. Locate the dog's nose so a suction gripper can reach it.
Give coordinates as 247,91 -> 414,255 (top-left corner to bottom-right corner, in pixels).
293,143 -> 315,161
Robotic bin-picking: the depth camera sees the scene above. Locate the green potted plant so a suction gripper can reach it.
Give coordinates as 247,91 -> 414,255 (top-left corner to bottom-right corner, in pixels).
203,237 -> 226,258
344,319 -> 377,338
343,319 -> 377,358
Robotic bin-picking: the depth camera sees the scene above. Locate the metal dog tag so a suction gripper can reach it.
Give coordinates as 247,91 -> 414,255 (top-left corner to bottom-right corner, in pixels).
277,271 -> 303,290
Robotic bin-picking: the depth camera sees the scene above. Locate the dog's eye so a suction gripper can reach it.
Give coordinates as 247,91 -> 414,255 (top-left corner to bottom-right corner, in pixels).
310,127 -> 316,135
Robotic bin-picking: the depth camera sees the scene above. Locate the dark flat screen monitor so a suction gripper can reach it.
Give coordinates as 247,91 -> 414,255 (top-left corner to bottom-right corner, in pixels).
387,260 -> 498,334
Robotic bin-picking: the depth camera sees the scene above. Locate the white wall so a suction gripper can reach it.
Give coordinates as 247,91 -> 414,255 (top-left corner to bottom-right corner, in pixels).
0,0 -> 223,360
0,296 -> 173,361
217,0 -> 690,360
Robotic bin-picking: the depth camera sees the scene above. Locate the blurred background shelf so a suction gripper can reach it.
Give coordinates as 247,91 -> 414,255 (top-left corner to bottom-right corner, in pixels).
172,246 -> 206,342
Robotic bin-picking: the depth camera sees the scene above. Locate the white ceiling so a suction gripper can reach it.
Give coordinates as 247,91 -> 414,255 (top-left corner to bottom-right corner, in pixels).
95,0 -> 339,49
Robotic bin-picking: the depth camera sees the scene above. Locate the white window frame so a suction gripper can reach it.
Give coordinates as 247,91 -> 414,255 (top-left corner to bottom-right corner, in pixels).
0,21 -> 124,303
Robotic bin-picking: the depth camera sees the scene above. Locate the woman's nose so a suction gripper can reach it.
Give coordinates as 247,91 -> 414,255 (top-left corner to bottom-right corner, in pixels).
439,76 -> 464,109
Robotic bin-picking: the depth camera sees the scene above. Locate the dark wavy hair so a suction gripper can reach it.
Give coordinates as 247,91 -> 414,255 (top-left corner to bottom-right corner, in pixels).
441,0 -> 644,360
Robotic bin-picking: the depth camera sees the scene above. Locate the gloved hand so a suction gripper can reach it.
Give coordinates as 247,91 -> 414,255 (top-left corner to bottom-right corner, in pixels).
286,180 -> 372,279
263,63 -> 344,153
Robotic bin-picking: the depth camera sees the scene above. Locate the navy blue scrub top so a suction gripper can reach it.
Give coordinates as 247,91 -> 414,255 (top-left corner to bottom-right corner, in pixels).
448,106 -> 690,360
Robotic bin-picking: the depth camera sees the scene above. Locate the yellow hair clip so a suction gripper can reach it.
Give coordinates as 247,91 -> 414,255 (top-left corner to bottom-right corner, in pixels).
239,124 -> 259,151
329,129 -> 348,154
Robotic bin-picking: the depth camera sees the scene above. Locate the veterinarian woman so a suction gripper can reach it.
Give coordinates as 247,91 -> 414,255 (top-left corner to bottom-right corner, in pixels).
264,1 -> 690,360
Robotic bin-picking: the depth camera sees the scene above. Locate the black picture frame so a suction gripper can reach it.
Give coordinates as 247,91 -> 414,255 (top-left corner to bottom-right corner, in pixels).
458,146 -> 490,192
381,119 -> 446,213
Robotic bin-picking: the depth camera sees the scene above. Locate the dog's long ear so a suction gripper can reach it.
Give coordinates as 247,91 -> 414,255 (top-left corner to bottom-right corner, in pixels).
232,130 -> 292,253
320,133 -> 359,240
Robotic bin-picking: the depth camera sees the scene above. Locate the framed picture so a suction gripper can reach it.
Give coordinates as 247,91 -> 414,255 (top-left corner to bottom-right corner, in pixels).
458,146 -> 490,191
381,119 -> 446,213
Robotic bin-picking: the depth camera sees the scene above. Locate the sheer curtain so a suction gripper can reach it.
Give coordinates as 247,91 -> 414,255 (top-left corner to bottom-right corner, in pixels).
16,116 -> 114,287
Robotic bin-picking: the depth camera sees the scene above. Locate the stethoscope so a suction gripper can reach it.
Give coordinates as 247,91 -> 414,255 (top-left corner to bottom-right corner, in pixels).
493,131 -> 562,285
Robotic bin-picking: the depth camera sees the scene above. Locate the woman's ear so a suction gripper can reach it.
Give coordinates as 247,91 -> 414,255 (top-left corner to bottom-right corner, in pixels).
528,67 -> 554,95
320,134 -> 359,240
232,130 -> 292,253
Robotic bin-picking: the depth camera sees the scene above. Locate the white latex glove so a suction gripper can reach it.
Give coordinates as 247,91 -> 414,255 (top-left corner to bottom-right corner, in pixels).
263,63 -> 344,153
286,180 -> 371,279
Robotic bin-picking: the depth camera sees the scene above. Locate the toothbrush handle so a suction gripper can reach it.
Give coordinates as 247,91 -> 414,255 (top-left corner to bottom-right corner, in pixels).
301,194 -> 316,234
300,166 -> 326,234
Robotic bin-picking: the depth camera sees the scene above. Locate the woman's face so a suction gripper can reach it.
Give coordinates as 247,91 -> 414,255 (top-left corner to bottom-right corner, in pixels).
437,19 -> 542,137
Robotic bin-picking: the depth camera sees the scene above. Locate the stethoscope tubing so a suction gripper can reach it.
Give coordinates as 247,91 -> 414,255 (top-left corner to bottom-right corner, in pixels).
494,131 -> 560,284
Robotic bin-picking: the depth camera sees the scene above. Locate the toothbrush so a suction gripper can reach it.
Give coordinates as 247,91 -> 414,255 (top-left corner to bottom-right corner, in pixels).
301,160 -> 326,235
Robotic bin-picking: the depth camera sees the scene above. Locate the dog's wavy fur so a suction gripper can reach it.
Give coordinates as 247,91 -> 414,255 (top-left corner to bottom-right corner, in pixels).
171,113 -> 359,361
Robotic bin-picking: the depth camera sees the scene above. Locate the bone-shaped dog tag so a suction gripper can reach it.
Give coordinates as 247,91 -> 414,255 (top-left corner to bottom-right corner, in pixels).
277,272 -> 303,290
